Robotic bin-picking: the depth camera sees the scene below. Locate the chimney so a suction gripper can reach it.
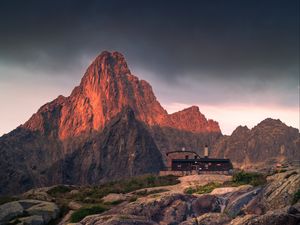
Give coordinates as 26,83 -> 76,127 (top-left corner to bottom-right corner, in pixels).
204,145 -> 209,158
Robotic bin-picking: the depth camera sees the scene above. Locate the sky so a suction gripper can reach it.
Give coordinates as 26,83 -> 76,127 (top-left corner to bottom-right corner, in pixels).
0,0 -> 299,135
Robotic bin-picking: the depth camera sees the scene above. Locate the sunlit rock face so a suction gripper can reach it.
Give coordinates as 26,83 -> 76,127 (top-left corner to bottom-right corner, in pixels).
23,51 -> 220,141
161,106 -> 221,133
24,51 -> 168,140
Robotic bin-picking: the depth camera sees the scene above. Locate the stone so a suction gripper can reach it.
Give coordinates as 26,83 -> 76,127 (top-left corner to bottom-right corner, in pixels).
79,214 -> 158,225
230,206 -> 300,225
180,213 -> 231,225
68,201 -> 82,210
191,194 -> 222,215
0,201 -> 24,223
102,194 -> 127,204
18,215 -> 44,225
225,187 -> 262,218
25,200 -> 60,223
22,188 -> 54,202
262,169 -> 300,210
211,185 -> 252,195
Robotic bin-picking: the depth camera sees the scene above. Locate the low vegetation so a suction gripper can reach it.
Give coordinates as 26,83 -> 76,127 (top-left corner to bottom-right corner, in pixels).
70,205 -> 107,223
133,188 -> 169,196
231,171 -> 266,186
185,182 -> 222,195
0,196 -> 19,205
47,185 -> 72,196
71,175 -> 179,203
185,171 -> 266,194
292,189 -> 300,204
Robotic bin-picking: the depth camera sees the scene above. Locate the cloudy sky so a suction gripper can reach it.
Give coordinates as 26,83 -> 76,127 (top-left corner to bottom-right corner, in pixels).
0,0 -> 299,135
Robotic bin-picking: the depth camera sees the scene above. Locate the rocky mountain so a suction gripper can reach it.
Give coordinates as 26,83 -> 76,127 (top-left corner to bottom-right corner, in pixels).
0,107 -> 164,195
23,51 -> 220,141
211,118 -> 300,169
0,51 -> 299,195
0,51 -> 220,195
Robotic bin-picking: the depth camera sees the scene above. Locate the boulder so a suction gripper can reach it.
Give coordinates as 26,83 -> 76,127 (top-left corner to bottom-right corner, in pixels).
68,201 -> 82,210
25,200 -> 60,223
230,205 -> 300,225
180,213 -> 230,225
79,214 -> 158,225
18,215 -> 44,225
0,201 -> 24,223
191,194 -> 222,215
263,169 -> 300,210
225,187 -> 262,218
102,194 -> 127,204
22,188 -> 54,202
211,185 -> 252,195
161,199 -> 188,223
121,193 -> 196,224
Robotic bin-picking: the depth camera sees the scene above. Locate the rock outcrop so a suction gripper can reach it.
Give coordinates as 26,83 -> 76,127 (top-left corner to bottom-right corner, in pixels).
0,200 -> 60,225
75,169 -> 300,225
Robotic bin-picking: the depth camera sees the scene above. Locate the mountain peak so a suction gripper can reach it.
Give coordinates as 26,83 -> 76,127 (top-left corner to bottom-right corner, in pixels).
162,105 -> 221,133
23,51 -> 221,140
85,51 -> 131,80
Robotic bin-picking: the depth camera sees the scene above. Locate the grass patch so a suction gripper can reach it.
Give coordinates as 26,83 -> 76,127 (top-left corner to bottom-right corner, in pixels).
292,189 -> 300,204
185,182 -> 222,195
129,196 -> 138,202
231,171 -> 266,186
72,175 -> 178,202
184,171 -> 266,195
47,185 -> 72,196
70,205 -> 107,223
104,199 -> 125,206
134,188 -> 168,196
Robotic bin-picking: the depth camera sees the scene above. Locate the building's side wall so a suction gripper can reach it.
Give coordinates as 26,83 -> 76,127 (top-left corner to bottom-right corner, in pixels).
171,160 -> 232,172
166,152 -> 199,169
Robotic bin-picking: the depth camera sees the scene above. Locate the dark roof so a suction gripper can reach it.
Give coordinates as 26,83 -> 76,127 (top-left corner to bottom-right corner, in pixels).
166,150 -> 200,157
172,158 -> 231,163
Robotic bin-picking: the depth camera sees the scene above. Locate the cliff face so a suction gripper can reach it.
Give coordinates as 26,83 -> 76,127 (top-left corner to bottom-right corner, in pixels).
0,108 -> 164,195
211,118 -> 300,168
23,51 -> 168,140
161,106 -> 220,133
23,51 -> 219,141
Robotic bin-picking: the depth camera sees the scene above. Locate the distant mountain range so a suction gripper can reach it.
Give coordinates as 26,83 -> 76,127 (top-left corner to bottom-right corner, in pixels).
0,51 -> 298,195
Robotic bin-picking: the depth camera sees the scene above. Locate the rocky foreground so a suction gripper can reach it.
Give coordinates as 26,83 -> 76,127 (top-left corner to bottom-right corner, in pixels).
0,168 -> 299,225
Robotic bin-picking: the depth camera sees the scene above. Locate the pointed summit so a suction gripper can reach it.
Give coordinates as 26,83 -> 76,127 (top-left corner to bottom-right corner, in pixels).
24,51 -> 167,139
89,51 -> 130,76
80,51 -> 131,89
24,51 -> 221,140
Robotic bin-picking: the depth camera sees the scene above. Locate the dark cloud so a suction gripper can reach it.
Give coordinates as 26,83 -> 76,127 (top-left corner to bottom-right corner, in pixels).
0,0 -> 299,102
